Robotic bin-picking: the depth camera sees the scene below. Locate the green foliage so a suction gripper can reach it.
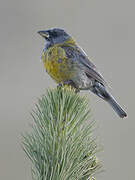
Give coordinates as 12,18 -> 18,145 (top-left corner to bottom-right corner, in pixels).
22,86 -> 102,180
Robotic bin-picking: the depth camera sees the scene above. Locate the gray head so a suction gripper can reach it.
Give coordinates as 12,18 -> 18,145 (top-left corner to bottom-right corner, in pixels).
38,28 -> 71,48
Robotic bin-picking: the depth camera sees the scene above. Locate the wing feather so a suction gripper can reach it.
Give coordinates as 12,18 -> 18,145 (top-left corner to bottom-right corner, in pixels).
62,45 -> 106,85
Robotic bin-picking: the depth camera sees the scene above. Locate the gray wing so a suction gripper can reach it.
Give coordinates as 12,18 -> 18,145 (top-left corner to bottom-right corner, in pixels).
62,45 -> 106,85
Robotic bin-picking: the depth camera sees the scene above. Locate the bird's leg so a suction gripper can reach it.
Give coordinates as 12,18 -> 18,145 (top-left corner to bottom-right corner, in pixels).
61,80 -> 80,93
57,83 -> 63,88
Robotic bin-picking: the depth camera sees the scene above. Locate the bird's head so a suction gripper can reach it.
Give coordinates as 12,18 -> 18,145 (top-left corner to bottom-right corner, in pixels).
38,28 -> 71,47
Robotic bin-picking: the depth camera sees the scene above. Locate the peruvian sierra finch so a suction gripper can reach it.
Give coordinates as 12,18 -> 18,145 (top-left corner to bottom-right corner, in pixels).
38,28 -> 127,118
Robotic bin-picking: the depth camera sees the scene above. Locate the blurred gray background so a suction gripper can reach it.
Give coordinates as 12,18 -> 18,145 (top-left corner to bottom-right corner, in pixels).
0,0 -> 134,179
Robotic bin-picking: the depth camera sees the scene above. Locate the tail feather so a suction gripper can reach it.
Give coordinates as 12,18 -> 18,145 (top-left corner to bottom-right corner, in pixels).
91,82 -> 127,118
107,95 -> 127,118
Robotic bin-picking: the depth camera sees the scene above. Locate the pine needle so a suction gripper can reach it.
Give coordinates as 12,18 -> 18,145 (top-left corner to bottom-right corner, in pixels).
22,86 -> 102,180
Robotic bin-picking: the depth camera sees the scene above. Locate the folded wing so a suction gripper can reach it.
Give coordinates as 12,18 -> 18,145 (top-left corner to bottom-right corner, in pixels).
62,45 -> 106,86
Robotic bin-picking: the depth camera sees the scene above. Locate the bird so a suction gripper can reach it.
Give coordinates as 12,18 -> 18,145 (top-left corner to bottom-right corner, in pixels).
38,28 -> 127,118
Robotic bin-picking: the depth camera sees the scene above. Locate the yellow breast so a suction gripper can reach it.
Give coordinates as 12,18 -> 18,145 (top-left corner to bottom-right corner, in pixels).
41,45 -> 75,83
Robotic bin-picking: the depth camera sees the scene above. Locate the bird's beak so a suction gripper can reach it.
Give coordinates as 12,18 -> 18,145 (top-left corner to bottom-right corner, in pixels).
38,31 -> 49,39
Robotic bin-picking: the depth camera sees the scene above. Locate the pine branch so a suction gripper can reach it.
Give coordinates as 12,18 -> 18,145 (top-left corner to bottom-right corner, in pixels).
22,86 -> 102,180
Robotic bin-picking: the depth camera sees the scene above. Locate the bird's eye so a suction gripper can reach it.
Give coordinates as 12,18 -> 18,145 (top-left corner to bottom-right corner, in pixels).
51,31 -> 58,37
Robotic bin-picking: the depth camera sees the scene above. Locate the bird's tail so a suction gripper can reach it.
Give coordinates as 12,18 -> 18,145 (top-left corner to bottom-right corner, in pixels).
91,82 -> 127,118
107,95 -> 127,118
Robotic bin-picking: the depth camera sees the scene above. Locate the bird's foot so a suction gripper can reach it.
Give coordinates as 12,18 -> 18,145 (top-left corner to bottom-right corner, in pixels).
57,80 -> 80,93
